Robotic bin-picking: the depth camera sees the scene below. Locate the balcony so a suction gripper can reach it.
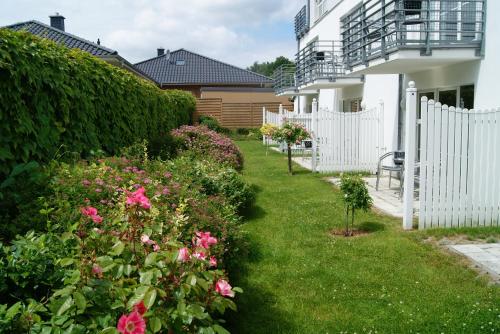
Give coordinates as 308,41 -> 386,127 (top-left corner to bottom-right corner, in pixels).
273,65 -> 297,96
295,5 -> 309,40
341,0 -> 485,74
295,41 -> 364,90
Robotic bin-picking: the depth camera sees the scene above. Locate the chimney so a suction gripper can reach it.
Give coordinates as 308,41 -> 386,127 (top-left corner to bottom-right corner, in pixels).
50,13 -> 65,31
157,47 -> 165,57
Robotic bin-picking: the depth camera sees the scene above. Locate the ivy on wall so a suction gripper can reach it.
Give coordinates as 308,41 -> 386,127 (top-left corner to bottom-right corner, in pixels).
0,29 -> 195,177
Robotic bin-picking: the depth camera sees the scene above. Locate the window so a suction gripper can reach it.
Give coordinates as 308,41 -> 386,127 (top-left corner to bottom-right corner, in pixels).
343,98 -> 362,113
175,60 -> 186,66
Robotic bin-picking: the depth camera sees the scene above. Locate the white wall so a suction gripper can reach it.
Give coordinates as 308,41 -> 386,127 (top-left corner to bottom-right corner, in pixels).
299,0 -> 400,152
403,0 -> 500,110
473,0 -> 500,110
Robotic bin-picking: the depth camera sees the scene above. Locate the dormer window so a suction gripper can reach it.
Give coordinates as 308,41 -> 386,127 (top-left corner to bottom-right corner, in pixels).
176,60 -> 186,66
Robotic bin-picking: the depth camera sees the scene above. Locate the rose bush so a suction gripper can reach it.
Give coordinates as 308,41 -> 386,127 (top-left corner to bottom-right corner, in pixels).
270,122 -> 311,175
0,132 -> 251,333
172,126 -> 243,171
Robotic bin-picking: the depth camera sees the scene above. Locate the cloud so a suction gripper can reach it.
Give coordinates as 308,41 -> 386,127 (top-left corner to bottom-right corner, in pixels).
0,0 -> 304,67
102,0 -> 303,66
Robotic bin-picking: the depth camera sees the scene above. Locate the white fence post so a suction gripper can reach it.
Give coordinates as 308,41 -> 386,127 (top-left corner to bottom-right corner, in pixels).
262,107 -> 266,145
278,104 -> 285,152
379,99 -> 385,155
311,98 -> 318,172
403,81 -> 417,230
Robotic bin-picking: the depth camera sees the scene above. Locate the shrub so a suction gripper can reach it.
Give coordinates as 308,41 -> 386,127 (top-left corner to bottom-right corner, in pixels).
199,116 -> 231,135
172,126 -> 244,171
0,162 -> 51,241
235,128 -> 250,135
0,154 -> 246,332
0,29 -> 195,179
339,174 -> 373,236
166,156 -> 255,214
270,122 -> 311,175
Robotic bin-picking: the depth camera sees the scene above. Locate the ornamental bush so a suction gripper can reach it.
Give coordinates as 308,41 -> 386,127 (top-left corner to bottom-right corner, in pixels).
0,29 -> 195,178
270,122 -> 311,175
0,151 -> 249,332
172,126 -> 244,171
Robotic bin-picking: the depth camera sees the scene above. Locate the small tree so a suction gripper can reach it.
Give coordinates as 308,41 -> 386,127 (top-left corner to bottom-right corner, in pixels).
271,122 -> 310,175
260,123 -> 278,155
339,174 -> 373,236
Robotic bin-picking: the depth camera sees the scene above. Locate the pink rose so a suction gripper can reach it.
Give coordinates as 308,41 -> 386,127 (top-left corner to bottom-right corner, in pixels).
126,187 -> 151,210
92,264 -> 103,278
140,235 -> 150,244
215,279 -> 234,298
177,247 -> 190,262
193,251 -> 206,260
91,215 -> 103,224
195,231 -> 218,249
117,311 -> 146,334
81,206 -> 98,217
209,256 -> 217,268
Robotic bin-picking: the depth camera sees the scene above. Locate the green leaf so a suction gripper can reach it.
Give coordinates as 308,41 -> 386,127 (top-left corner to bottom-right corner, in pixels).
126,286 -> 149,309
99,328 -> 118,334
139,271 -> 153,285
5,302 -> 22,320
108,241 -> 125,256
73,291 -> 86,312
144,252 -> 157,267
187,274 -> 197,286
56,296 -> 74,316
213,324 -> 230,334
149,317 -> 161,333
59,258 -> 75,267
144,289 -> 157,309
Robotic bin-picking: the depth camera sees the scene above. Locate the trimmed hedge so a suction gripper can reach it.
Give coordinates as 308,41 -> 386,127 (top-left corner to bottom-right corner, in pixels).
0,29 -> 195,177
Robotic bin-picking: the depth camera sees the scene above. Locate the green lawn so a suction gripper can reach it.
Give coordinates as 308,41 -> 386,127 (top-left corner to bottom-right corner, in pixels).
227,140 -> 500,333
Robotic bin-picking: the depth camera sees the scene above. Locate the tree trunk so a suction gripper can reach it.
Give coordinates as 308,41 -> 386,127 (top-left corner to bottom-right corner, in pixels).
287,144 -> 293,175
351,207 -> 355,234
345,206 -> 350,236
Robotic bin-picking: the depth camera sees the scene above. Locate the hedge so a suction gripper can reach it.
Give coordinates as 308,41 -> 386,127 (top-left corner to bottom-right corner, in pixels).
0,29 -> 195,177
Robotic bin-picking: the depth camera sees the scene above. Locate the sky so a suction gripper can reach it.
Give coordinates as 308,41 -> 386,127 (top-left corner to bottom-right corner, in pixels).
0,0 -> 303,68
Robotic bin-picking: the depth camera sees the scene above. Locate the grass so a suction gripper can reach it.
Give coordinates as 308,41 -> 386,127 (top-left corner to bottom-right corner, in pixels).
227,140 -> 500,333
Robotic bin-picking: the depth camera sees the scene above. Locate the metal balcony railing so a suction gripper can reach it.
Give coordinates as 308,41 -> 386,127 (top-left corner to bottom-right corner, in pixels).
273,65 -> 297,94
341,0 -> 486,68
295,5 -> 310,40
295,40 -> 349,87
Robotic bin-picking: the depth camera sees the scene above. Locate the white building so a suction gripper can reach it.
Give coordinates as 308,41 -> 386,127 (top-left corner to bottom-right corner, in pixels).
275,0 -> 498,153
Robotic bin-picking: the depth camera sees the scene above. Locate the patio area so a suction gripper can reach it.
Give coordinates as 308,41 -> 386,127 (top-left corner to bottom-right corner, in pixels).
289,156 -> 420,219
327,175 -> 419,218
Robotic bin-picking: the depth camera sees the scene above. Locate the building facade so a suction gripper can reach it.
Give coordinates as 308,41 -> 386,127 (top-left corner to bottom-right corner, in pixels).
276,0 -> 498,152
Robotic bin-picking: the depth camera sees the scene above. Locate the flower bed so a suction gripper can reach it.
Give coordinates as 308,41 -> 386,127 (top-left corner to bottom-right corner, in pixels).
0,134 -> 250,333
172,126 -> 243,171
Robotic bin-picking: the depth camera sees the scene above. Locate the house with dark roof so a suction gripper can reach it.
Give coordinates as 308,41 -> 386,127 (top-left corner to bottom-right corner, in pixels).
135,48 -> 292,128
5,14 -> 152,81
135,49 -> 291,100
135,48 -> 274,97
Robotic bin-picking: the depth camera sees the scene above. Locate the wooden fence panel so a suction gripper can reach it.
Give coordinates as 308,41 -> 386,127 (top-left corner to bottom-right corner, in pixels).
195,98 -> 222,122
196,99 -> 292,128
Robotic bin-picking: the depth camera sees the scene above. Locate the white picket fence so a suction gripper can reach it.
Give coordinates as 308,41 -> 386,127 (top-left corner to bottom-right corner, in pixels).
418,98 -> 500,229
262,106 -> 313,147
316,104 -> 384,173
262,102 -> 384,173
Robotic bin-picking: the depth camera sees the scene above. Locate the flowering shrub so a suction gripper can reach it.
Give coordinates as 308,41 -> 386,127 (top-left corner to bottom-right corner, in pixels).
172,126 -> 244,171
0,139 -> 251,332
270,122 -> 311,175
259,123 -> 278,139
